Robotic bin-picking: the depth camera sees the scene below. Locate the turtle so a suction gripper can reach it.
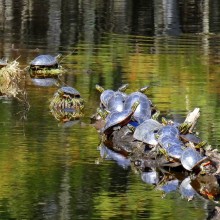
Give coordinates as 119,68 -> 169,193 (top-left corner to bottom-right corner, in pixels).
95,84 -> 114,108
124,91 -> 151,123
133,119 -> 163,146
180,133 -> 201,145
107,92 -> 125,112
166,144 -> 184,159
157,136 -> 184,150
157,125 -> 180,138
30,54 -> 60,70
180,147 -> 208,171
96,84 -> 128,109
103,101 -> 139,135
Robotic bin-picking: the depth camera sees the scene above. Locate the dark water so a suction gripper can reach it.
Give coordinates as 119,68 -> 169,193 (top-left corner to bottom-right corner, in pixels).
0,0 -> 220,219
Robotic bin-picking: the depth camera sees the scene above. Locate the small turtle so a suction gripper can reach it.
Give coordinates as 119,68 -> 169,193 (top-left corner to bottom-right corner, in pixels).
30,54 -> 60,70
133,119 -> 163,146
96,84 -> 114,108
103,101 -> 139,135
180,133 -> 201,145
157,125 -> 180,138
166,144 -> 184,159
158,136 -> 184,149
180,147 -> 207,171
124,91 -> 151,123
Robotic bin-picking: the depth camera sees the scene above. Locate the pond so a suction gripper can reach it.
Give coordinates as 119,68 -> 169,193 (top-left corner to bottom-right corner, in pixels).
0,0 -> 220,219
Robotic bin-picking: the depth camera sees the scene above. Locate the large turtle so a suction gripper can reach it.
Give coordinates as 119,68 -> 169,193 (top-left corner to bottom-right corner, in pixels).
133,119 -> 163,146
30,54 -> 60,70
180,147 -> 208,171
124,89 -> 152,123
103,101 -> 139,135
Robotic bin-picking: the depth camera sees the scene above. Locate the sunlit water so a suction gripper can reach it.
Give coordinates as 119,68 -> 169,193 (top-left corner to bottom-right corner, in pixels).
0,0 -> 220,219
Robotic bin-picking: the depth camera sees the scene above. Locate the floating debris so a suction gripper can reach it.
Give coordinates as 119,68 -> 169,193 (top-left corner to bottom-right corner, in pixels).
0,60 -> 23,97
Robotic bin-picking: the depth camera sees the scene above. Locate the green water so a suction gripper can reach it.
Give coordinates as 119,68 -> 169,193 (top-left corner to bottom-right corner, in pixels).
0,0 -> 220,219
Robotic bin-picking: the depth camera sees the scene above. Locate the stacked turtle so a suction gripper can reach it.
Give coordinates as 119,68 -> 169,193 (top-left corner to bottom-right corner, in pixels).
94,84 -> 217,175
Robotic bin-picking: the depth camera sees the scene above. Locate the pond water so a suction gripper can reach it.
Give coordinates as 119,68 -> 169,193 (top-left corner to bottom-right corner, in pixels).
0,0 -> 220,219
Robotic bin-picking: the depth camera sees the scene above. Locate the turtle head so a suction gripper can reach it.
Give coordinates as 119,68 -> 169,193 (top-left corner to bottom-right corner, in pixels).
118,83 -> 129,92
95,84 -> 105,93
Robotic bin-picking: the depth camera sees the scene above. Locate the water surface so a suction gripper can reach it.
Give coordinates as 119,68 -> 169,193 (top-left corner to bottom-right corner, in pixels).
0,1 -> 220,219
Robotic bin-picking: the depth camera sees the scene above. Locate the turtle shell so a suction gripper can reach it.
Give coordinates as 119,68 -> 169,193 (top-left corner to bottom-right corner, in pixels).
180,148 -> 207,171
133,119 -> 162,145
59,86 -> 81,98
158,179 -> 179,193
100,89 -> 114,107
103,110 -> 132,135
141,171 -> 159,185
179,177 -> 197,200
107,92 -> 125,112
158,136 -> 183,149
157,125 -> 180,138
103,103 -> 138,135
30,55 -> 58,67
166,144 -> 184,159
124,92 -> 151,123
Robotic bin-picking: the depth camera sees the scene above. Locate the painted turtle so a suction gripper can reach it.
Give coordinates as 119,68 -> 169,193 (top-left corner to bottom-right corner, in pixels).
158,136 -> 184,150
107,92 -> 125,112
157,125 -> 180,138
30,54 -> 60,70
103,101 -> 139,135
166,144 -> 184,159
133,119 -> 163,145
95,84 -> 114,108
180,147 -> 207,171
124,91 -> 151,123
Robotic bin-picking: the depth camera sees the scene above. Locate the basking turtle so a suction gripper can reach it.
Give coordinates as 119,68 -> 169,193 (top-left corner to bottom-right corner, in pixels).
133,119 -> 163,146
180,147 -> 208,171
95,84 -> 114,108
107,92 -> 125,112
166,144 -> 184,159
30,54 -> 60,70
103,101 -> 139,135
96,84 -> 128,109
124,91 -> 151,123
157,125 -> 180,138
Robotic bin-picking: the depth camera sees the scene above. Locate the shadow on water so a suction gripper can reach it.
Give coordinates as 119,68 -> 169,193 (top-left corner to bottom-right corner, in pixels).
0,0 -> 220,219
